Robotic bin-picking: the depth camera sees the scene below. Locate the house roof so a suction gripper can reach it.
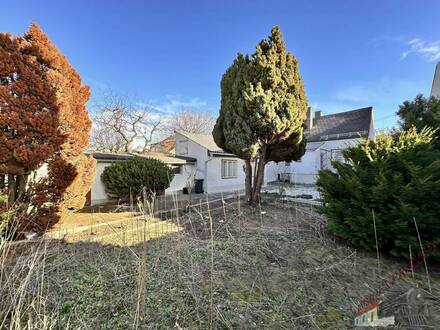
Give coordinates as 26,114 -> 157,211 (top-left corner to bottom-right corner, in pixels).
175,130 -> 236,156
150,135 -> 176,153
306,107 -> 373,142
306,142 -> 325,151
86,151 -> 196,165
431,62 -> 440,98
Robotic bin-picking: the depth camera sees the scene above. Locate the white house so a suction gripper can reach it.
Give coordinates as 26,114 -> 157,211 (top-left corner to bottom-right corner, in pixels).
174,130 -> 252,193
431,62 -> 440,98
270,107 -> 375,184
86,151 -> 196,206
87,106 -> 375,205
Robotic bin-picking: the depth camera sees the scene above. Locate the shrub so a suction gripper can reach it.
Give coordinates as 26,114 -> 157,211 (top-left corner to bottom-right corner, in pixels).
317,127 -> 440,260
101,157 -> 174,200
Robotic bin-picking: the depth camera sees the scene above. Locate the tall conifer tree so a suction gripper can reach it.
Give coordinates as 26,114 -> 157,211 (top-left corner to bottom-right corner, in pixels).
1,24 -> 96,232
0,30 -> 64,204
213,26 -> 308,204
21,24 -> 96,231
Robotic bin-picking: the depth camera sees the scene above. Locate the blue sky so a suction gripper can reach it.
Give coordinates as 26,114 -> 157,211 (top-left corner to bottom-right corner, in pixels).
2,0 -> 440,129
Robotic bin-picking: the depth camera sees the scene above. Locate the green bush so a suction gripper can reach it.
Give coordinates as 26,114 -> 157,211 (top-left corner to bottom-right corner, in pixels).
101,157 -> 174,200
317,127 -> 440,260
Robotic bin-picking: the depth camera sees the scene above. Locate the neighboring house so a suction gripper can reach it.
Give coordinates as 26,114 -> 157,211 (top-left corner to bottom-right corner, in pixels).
149,135 -> 176,153
270,107 -> 375,184
175,130 -> 255,193
431,62 -> 440,98
86,151 -> 196,205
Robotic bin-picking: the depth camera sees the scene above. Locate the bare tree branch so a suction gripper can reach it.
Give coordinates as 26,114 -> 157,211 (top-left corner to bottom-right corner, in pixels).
91,92 -> 163,153
167,109 -> 215,135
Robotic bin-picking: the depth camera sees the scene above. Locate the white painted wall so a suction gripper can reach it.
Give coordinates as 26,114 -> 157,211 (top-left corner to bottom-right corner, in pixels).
166,164 -> 196,193
204,157 -> 247,193
91,162 -> 111,205
175,132 -> 208,183
431,62 -> 440,98
268,136 -> 366,184
175,132 -> 248,193
176,132 -> 299,193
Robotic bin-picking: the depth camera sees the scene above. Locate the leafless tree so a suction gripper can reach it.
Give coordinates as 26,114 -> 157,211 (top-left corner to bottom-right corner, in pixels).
91,92 -> 162,153
90,124 -> 126,152
167,109 -> 215,135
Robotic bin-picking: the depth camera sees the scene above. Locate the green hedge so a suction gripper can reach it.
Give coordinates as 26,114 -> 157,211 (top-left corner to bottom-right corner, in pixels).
317,128 -> 440,260
101,157 -> 174,200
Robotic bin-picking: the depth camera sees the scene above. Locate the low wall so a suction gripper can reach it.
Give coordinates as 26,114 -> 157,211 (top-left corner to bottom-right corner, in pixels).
276,173 -> 319,185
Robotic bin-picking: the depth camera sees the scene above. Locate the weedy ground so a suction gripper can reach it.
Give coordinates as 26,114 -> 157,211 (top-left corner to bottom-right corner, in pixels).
1,196 -> 439,329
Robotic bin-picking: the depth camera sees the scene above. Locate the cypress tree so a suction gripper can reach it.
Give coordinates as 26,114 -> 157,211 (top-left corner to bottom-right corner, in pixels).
213,26 -> 308,204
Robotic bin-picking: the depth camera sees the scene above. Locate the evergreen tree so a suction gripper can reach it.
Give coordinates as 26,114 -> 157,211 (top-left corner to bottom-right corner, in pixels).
23,24 -> 96,224
0,30 -> 64,205
397,94 -> 440,148
213,26 -> 308,204
101,158 -> 174,200
317,128 -> 440,260
0,24 -> 96,232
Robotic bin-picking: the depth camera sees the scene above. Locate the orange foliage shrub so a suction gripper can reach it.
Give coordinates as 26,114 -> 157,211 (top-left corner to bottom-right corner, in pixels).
1,24 -> 96,233
0,32 -> 63,175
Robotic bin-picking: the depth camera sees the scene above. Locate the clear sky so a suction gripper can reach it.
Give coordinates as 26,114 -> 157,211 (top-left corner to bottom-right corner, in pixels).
2,0 -> 440,129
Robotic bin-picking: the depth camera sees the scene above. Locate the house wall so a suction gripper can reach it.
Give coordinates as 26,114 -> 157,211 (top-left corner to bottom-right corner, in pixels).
175,132 -> 285,193
175,132 -> 248,193
204,157 -> 247,193
431,62 -> 440,98
175,132 -> 208,182
91,161 -> 111,205
286,137 -> 364,184
265,161 -> 283,182
166,164 -> 196,193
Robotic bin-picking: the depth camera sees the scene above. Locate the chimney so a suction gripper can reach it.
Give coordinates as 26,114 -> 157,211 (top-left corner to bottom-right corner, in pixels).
306,107 -> 313,130
315,110 -> 322,118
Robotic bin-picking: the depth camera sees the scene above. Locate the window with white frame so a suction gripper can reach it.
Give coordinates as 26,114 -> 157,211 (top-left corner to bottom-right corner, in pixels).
178,140 -> 188,155
221,159 -> 237,178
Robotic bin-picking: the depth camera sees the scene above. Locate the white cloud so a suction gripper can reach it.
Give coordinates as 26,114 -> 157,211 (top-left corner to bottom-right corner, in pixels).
83,77 -> 109,90
147,97 -> 208,114
401,38 -> 440,62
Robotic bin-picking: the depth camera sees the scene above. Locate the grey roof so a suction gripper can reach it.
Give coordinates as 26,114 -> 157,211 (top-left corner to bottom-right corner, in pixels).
431,62 -> 440,98
306,142 -> 325,151
306,107 -> 373,142
175,130 -> 236,156
86,151 -> 196,165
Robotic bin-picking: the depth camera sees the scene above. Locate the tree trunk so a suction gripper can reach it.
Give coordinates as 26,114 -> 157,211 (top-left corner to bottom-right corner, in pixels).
244,159 -> 252,203
251,147 -> 266,205
0,174 -> 5,190
7,174 -> 17,206
16,174 -> 28,202
6,174 -> 29,206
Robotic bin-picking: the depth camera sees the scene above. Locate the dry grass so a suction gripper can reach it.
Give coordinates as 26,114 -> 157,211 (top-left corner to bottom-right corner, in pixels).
52,210 -> 139,231
1,195 -> 439,329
